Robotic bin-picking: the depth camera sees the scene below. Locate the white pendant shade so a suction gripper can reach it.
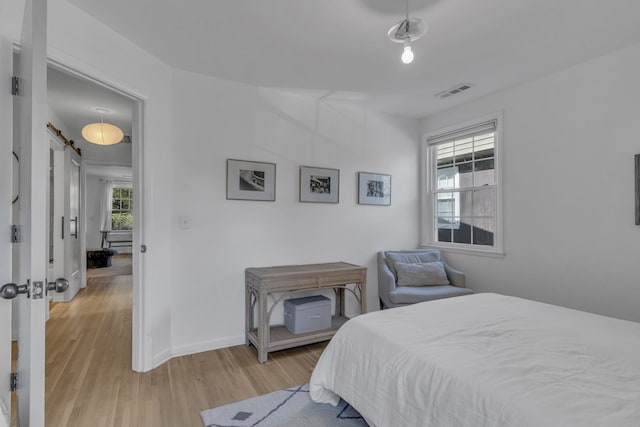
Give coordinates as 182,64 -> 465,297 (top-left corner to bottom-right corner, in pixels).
81,122 -> 124,145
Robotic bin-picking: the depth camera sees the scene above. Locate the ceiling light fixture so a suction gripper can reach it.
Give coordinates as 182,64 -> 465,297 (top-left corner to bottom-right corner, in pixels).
81,108 -> 124,146
387,0 -> 427,65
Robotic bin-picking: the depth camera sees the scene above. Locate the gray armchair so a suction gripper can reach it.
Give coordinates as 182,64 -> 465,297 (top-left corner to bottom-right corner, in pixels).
378,249 -> 474,309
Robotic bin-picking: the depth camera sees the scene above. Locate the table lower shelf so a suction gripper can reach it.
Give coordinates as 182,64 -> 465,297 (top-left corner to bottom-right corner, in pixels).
247,315 -> 349,355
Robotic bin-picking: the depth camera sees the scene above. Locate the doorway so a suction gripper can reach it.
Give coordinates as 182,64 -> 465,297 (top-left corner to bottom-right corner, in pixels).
41,60 -> 145,404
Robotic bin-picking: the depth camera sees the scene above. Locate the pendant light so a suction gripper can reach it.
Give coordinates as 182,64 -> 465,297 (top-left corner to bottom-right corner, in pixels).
387,0 -> 427,64
81,108 -> 124,146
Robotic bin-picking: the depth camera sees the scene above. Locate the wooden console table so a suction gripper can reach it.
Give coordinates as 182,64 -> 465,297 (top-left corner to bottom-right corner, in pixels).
245,262 -> 367,363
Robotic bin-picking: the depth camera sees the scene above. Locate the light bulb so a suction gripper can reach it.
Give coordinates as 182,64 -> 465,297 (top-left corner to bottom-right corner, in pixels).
401,44 -> 414,64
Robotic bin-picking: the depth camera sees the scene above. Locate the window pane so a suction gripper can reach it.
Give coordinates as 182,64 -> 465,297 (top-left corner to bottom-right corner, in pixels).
458,164 -> 473,188
436,192 -> 454,217
436,217 -> 454,243
453,218 -> 472,244
454,138 -> 473,163
112,212 -> 133,230
474,159 -> 495,186
436,142 -> 454,167
112,200 -> 121,210
473,218 -> 495,246
121,200 -> 130,211
472,188 -> 495,218
437,167 -> 458,190
459,190 -> 473,217
474,133 -> 494,157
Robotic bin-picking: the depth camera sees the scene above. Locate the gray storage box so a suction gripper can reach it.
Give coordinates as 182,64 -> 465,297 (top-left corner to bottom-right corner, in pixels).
284,295 -> 331,334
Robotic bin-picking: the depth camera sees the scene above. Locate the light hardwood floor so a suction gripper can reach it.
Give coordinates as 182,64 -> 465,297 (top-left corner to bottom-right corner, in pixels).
43,255 -> 326,426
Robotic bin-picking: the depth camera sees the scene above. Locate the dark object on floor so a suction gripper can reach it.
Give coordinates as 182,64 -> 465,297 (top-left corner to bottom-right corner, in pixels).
86,248 -> 118,268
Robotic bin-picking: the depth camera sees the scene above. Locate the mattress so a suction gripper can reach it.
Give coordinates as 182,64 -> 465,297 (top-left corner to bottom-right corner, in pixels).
309,293 -> 640,427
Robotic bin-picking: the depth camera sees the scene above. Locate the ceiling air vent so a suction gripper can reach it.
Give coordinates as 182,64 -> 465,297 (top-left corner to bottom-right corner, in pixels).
435,83 -> 473,99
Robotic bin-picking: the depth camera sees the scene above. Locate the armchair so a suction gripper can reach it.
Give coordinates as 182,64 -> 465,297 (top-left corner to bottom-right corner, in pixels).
378,249 -> 474,309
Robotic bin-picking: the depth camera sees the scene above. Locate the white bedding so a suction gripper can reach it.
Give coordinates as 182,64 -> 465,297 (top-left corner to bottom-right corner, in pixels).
310,293 -> 640,427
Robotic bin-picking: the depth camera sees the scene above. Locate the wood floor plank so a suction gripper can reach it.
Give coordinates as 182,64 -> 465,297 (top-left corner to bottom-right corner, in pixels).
44,256 -> 326,426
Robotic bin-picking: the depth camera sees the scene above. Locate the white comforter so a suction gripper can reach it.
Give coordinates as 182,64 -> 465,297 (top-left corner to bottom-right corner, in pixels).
310,293 -> 640,427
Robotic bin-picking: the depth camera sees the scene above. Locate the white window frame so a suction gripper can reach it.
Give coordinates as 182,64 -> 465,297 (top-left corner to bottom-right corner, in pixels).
421,112 -> 504,256
111,181 -> 133,231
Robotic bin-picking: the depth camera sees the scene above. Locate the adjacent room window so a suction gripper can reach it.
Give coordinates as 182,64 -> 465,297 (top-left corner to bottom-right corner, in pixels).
111,186 -> 133,230
425,117 -> 502,253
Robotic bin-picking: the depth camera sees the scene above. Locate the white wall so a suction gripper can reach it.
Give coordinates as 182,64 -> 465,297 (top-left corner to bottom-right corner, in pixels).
84,175 -> 102,249
421,42 -> 640,323
78,140 -> 132,165
169,70 -> 420,356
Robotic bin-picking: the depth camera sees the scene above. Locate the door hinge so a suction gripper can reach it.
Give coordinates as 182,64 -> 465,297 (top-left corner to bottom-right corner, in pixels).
11,76 -> 23,96
10,372 -> 17,392
11,225 -> 22,243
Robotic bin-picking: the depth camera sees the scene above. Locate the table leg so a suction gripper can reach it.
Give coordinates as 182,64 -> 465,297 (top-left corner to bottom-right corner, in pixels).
245,286 -> 251,346
258,291 -> 269,363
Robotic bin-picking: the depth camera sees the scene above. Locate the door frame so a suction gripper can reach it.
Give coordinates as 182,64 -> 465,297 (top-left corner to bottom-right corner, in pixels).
46,58 -> 149,372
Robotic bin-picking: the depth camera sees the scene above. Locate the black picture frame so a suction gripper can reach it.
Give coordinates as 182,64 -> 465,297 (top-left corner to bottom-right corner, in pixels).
358,172 -> 391,206
226,159 -> 276,201
299,166 -> 340,203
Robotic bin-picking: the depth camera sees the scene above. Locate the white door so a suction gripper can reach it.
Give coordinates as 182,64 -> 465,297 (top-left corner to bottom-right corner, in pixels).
63,150 -> 81,300
0,0 -> 48,425
0,26 -> 14,427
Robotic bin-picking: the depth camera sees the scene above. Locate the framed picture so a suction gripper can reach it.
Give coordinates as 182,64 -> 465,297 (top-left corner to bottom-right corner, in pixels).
358,172 -> 391,206
299,166 -> 340,203
226,159 -> 276,201
635,154 -> 640,225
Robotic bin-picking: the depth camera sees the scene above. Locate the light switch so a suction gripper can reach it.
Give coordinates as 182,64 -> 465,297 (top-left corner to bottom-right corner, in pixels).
178,216 -> 191,229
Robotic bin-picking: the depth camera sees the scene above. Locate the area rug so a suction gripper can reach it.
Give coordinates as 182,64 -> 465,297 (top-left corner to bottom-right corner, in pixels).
200,384 -> 367,427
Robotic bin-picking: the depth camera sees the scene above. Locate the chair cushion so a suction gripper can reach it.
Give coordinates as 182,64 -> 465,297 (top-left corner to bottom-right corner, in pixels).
395,261 -> 450,286
385,251 -> 442,278
389,285 -> 474,305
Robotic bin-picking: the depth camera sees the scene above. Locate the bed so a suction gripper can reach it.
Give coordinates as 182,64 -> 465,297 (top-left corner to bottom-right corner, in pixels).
309,293 -> 640,427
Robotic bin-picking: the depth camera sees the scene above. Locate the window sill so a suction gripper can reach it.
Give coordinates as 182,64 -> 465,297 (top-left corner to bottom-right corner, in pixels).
419,243 -> 505,259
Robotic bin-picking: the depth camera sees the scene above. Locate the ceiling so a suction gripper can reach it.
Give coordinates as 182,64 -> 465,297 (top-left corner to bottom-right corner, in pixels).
63,0 -> 640,118
47,66 -> 133,147
85,164 -> 132,180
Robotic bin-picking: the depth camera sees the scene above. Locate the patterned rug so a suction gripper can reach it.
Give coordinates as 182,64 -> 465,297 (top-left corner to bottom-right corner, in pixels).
200,384 -> 367,427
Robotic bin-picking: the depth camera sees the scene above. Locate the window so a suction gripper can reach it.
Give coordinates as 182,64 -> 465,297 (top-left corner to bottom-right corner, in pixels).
425,117 -> 502,253
111,186 -> 133,230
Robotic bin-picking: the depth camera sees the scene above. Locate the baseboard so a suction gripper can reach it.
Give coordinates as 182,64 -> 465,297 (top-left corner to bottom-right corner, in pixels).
149,335 -> 246,370
151,347 -> 173,369
171,335 -> 246,359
